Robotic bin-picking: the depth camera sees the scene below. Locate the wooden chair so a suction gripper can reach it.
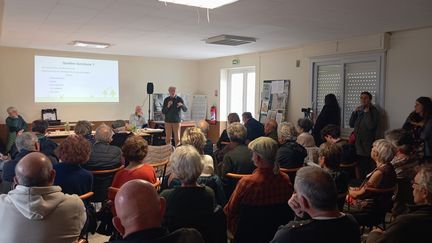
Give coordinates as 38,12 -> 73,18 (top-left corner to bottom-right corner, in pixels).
349,185 -> 397,233
91,165 -> 125,175
90,165 -> 125,202
280,166 -> 303,185
225,173 -> 251,179
108,180 -> 161,199
340,161 -> 358,181
149,159 -> 169,185
79,191 -> 94,200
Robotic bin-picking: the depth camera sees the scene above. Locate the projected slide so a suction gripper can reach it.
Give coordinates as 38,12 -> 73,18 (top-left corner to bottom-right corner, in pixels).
35,56 -> 119,102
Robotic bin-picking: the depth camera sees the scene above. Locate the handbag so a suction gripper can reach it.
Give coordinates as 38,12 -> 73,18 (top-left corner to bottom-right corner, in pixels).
348,131 -> 356,144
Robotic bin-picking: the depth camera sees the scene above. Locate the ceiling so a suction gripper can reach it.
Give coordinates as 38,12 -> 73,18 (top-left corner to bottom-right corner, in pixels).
1,0 -> 432,60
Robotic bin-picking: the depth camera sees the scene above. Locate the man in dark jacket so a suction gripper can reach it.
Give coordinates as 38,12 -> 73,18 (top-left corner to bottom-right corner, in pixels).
111,179 -> 204,243
83,124 -> 122,171
162,86 -> 187,146
2,132 -> 38,193
5,106 -> 28,153
349,91 -> 379,179
271,166 -> 360,243
242,112 -> 264,144
367,166 -> 432,243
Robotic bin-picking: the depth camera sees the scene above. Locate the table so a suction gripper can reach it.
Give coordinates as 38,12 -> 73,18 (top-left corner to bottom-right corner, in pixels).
46,130 -> 154,144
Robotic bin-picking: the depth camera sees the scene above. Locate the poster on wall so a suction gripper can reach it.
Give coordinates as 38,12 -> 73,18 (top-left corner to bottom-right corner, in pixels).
152,93 -> 206,122
153,93 -> 168,121
258,80 -> 290,124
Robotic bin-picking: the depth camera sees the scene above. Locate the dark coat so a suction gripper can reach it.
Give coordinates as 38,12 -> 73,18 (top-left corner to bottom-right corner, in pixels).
244,118 -> 264,142
349,105 -> 379,156
275,141 -> 307,169
83,142 -> 122,171
367,204 -> 432,243
312,105 -> 341,146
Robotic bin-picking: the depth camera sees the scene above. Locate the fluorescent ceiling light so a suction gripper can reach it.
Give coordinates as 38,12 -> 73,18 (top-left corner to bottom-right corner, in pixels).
70,40 -> 111,49
159,0 -> 238,9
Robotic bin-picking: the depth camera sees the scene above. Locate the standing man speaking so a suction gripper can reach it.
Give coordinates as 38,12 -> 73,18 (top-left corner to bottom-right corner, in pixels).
162,86 -> 187,146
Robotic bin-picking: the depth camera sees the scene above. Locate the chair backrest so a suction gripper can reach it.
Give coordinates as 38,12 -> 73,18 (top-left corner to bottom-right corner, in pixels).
79,191 -> 94,200
108,180 -> 160,200
304,146 -> 319,166
225,172 -> 251,180
90,165 -> 124,202
145,144 -> 174,175
149,159 -> 170,185
280,167 -> 303,185
235,203 -> 294,243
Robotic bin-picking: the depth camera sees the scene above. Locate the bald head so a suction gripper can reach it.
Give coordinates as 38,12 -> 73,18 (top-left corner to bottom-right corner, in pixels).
15,152 -> 55,187
196,119 -> 209,135
113,179 -> 165,237
265,119 -> 278,135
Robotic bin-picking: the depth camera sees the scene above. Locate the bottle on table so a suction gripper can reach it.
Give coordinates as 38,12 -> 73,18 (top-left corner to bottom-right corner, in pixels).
64,121 -> 70,132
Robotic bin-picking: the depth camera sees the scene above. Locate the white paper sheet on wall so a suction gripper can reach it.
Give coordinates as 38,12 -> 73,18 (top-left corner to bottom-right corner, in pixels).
271,80 -> 284,94
191,95 -> 208,121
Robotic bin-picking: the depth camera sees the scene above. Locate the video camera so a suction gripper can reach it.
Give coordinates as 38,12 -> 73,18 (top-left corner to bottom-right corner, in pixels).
301,108 -> 313,119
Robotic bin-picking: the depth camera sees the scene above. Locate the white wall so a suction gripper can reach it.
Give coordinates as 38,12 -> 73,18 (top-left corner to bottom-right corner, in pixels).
386,28 -> 432,129
0,46 -> 199,123
1,27 -> 431,129
198,28 -> 432,130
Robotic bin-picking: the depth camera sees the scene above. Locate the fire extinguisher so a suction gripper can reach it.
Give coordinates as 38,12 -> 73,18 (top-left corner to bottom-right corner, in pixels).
210,105 -> 217,125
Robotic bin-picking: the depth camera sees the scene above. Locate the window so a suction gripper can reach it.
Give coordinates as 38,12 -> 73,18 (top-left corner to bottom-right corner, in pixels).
221,67 -> 256,119
312,53 -> 385,135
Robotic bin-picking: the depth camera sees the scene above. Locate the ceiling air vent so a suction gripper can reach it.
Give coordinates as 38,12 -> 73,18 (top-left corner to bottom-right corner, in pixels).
204,35 -> 256,46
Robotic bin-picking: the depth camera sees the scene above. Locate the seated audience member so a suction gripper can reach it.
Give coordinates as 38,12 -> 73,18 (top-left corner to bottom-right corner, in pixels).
110,120 -> 133,148
242,112 -> 264,143
221,122 -> 255,196
215,113 -> 240,164
320,124 -> 357,166
297,118 -> 319,165
367,165 -> 432,243
5,106 -> 28,153
2,132 -> 38,191
265,119 -> 279,142
224,137 -> 294,240
180,127 -> 226,206
318,142 -> 349,210
83,124 -> 122,171
346,139 -> 397,226
385,129 -> 417,218
160,146 -> 217,242
110,180 -> 204,243
276,122 -> 307,169
74,120 -> 95,144
216,113 -> 240,150
53,135 -> 93,196
182,127 -> 214,176
111,135 -> 157,192
296,118 -> 315,147
0,152 -> 86,243
197,119 -> 214,157
129,105 -> 147,129
271,166 -> 360,243
32,119 -> 58,163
